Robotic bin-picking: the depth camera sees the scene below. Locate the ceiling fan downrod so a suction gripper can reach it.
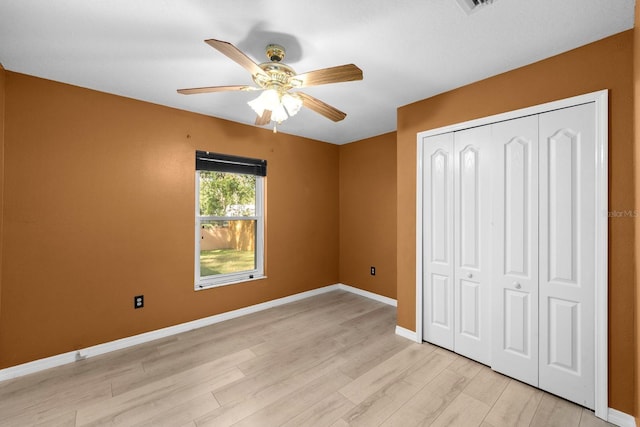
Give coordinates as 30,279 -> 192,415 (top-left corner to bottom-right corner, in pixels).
265,44 -> 285,62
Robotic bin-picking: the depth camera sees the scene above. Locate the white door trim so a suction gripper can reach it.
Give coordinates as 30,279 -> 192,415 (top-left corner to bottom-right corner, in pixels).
415,90 -> 608,420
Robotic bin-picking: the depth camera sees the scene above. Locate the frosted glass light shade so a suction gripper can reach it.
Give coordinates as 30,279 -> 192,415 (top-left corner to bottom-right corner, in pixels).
271,104 -> 288,123
248,89 -> 280,117
247,90 -> 303,123
282,93 -> 302,117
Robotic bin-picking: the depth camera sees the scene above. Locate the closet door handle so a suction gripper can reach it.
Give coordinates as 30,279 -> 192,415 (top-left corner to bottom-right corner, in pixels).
513,282 -> 521,289
466,272 -> 473,279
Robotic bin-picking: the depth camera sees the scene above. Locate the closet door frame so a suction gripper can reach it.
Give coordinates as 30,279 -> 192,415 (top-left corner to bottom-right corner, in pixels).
415,90 -> 608,420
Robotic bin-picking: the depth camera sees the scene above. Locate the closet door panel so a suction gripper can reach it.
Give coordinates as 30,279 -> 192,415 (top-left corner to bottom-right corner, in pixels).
539,103 -> 595,409
422,133 -> 455,350
453,126 -> 492,364
491,116 -> 539,386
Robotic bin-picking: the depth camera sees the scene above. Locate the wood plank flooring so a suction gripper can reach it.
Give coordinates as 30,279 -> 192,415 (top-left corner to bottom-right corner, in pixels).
0,290 -> 614,426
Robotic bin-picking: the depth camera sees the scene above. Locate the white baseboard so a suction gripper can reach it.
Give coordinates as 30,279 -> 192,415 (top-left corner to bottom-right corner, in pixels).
335,283 -> 397,306
0,283 -> 397,382
608,408 -> 636,427
0,350 -> 82,383
395,325 -> 420,342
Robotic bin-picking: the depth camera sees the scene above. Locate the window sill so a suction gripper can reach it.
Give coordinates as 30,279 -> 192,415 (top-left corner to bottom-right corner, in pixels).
195,275 -> 267,291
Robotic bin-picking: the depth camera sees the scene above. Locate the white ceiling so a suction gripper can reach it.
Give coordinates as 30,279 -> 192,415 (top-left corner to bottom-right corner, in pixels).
0,0 -> 635,144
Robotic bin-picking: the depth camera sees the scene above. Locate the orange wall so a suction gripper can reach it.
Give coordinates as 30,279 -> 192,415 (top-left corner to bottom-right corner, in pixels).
634,3 -> 640,423
339,132 -> 397,299
0,71 -> 339,368
397,31 -> 635,414
0,64 -> 5,333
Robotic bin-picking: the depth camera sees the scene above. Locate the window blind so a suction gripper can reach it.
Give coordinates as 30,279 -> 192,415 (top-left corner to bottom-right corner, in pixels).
195,151 -> 267,176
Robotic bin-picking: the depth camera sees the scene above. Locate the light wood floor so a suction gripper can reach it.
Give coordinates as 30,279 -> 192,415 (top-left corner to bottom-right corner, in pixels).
0,290 -> 614,426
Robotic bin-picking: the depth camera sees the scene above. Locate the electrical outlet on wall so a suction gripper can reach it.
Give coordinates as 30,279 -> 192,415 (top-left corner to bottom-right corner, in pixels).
370,266 -> 376,276
134,295 -> 144,309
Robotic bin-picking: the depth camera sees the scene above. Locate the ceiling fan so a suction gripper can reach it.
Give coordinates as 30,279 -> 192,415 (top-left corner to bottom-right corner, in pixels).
178,39 -> 363,131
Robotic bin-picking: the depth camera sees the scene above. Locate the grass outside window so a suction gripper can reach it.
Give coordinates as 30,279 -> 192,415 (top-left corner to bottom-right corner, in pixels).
199,249 -> 255,276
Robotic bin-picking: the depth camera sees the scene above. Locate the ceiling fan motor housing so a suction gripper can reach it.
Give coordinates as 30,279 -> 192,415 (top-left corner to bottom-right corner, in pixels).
253,44 -> 301,91
254,62 -> 297,90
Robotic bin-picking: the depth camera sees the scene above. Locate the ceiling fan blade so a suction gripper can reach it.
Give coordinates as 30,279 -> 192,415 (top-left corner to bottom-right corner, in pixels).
255,110 -> 272,126
294,64 -> 363,88
297,92 -> 347,122
177,85 -> 254,95
205,39 -> 268,78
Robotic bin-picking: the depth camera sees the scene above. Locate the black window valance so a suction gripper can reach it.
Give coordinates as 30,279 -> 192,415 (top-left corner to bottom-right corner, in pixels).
195,151 -> 267,177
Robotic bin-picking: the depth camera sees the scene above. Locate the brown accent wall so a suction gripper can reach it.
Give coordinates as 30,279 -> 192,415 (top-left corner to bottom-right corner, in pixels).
0,72 -> 339,368
397,31 -> 635,414
0,64 -> 5,334
339,132 -> 397,299
634,4 -> 640,424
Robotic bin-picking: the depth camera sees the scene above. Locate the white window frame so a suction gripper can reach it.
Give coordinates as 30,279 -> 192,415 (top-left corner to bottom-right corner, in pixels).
194,170 -> 265,290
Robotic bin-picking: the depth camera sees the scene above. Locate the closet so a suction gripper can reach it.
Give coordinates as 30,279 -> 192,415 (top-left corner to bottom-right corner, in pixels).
422,126 -> 492,366
419,94 -> 606,412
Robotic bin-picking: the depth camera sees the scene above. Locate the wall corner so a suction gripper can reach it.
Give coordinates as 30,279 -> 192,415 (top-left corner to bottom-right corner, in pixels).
633,3 -> 640,421
0,63 -> 6,342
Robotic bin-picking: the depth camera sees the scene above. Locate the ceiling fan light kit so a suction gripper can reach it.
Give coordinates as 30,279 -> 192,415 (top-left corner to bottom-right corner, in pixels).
248,90 -> 303,131
177,38 -> 363,132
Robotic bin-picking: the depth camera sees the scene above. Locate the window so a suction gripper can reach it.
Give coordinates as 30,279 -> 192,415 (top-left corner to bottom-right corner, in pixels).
195,151 -> 266,289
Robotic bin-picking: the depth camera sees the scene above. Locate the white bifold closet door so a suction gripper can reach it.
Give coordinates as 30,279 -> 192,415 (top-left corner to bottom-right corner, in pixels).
490,104 -> 596,408
423,102 -> 597,410
422,132 -> 455,351
491,115 -> 540,387
422,127 -> 492,365
538,103 -> 596,409
453,126 -> 492,365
